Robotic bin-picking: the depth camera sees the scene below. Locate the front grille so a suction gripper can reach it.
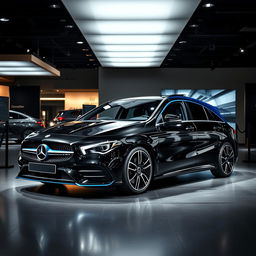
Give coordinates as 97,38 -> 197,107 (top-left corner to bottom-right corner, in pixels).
21,142 -> 73,163
22,152 -> 72,163
23,141 -> 72,151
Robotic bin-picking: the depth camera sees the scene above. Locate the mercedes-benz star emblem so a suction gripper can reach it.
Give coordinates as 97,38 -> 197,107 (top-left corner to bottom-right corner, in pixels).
36,144 -> 48,161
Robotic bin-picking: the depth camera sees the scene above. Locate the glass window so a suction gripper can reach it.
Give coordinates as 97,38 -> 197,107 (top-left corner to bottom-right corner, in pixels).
186,102 -> 208,120
205,108 -> 222,122
9,112 -> 20,119
17,113 -> 27,119
162,102 -> 186,120
79,99 -> 161,121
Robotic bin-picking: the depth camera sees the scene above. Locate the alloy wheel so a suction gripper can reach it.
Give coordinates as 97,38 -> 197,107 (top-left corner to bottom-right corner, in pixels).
220,143 -> 235,175
127,149 -> 153,192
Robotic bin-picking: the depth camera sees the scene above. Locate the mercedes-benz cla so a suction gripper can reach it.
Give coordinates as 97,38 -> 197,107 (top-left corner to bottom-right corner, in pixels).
17,96 -> 238,194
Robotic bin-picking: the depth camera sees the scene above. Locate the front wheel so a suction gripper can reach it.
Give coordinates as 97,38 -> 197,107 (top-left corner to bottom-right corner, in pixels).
121,147 -> 153,194
211,142 -> 235,178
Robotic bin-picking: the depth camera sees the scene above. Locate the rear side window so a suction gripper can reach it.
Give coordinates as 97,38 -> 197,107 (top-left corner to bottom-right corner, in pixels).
186,102 -> 208,121
205,108 -> 223,122
9,112 -> 20,119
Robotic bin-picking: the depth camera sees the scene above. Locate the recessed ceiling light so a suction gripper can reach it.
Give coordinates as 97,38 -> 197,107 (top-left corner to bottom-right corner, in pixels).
179,40 -> 187,44
203,3 -> 214,8
76,41 -> 84,45
240,48 -> 245,53
89,59 -> 95,62
26,49 -> 30,53
49,4 -> 60,8
0,17 -> 10,22
65,24 -> 74,28
190,24 -> 199,28
82,48 -> 89,51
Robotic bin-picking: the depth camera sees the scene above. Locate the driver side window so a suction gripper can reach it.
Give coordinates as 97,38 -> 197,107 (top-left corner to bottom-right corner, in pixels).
162,102 -> 186,121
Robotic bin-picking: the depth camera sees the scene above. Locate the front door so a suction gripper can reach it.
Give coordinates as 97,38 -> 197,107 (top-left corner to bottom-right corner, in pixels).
156,101 -> 198,175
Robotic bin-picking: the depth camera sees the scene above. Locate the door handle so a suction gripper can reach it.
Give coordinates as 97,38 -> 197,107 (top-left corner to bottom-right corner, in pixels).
185,125 -> 195,131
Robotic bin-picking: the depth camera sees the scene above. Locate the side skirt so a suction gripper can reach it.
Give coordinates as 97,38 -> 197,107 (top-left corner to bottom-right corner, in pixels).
154,164 -> 215,180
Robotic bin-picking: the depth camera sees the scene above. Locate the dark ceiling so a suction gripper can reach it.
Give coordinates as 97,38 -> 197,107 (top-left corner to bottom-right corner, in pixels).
162,0 -> 256,68
0,0 -> 256,69
0,0 -> 100,68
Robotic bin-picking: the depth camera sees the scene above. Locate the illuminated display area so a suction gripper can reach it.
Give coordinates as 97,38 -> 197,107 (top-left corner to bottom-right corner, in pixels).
62,0 -> 200,67
161,89 -> 236,128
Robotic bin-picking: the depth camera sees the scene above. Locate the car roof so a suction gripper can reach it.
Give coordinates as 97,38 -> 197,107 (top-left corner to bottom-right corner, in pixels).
166,95 -> 224,120
9,110 -> 31,118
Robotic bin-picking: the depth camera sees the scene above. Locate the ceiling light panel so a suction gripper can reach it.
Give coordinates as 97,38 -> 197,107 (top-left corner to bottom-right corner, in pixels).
62,0 -> 200,67
97,52 -> 167,58
78,20 -> 185,34
0,56 -> 60,76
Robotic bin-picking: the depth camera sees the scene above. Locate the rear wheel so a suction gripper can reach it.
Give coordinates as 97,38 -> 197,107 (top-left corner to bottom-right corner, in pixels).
211,142 -> 235,178
121,147 -> 153,194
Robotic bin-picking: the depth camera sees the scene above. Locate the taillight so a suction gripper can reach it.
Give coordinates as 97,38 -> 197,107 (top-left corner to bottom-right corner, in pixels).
57,116 -> 65,121
231,127 -> 236,139
37,121 -> 45,128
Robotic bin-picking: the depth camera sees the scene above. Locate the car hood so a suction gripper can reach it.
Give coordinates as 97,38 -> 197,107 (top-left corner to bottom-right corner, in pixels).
42,120 -> 144,137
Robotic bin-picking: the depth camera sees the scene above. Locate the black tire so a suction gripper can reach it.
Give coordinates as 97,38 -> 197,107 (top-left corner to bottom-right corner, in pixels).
121,147 -> 153,194
211,142 -> 235,178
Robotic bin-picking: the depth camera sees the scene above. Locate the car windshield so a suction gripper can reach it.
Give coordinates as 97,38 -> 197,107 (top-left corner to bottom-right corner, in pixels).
78,98 -> 162,121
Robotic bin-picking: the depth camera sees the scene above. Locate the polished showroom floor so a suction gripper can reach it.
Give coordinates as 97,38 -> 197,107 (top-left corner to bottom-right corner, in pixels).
1,145 -> 256,256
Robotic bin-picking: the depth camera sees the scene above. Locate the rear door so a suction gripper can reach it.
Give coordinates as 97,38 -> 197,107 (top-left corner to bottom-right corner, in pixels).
185,102 -> 222,165
156,101 -> 198,175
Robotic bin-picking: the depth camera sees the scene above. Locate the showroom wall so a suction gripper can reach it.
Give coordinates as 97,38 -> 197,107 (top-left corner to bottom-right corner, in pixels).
16,68 -> 98,90
99,67 -> 256,143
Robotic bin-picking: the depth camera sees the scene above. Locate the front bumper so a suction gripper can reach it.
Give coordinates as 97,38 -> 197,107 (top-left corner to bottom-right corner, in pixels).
17,147 -> 126,187
17,163 -> 115,187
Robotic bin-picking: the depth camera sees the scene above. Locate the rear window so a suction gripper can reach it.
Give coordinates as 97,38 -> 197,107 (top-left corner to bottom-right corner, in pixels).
204,108 -> 223,122
186,102 -> 208,121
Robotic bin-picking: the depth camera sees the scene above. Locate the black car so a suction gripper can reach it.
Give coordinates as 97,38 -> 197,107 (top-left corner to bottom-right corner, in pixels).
17,96 -> 237,194
52,109 -> 82,125
0,110 -> 44,142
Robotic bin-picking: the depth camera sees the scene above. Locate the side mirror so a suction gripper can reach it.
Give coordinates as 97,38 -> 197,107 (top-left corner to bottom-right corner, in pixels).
164,114 -> 181,123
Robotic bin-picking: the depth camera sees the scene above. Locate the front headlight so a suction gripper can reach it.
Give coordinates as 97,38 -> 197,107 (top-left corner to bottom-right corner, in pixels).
80,141 -> 121,155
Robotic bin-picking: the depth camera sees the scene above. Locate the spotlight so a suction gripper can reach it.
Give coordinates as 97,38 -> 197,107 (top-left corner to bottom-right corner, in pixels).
190,24 -> 199,28
203,3 -> 214,8
65,24 -> 73,29
0,17 -> 10,22
240,48 -> 245,53
76,41 -> 84,45
179,40 -> 187,44
49,4 -> 60,9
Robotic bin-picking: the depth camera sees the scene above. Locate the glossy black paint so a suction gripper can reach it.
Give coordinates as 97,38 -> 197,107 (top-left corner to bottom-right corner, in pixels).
17,96 -> 238,187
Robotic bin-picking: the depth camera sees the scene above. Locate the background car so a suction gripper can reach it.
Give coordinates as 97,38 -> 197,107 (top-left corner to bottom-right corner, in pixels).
0,110 -> 44,143
51,109 -> 82,126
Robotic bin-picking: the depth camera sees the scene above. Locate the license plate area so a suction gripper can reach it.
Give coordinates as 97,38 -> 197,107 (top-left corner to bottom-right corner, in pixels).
28,162 -> 56,174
